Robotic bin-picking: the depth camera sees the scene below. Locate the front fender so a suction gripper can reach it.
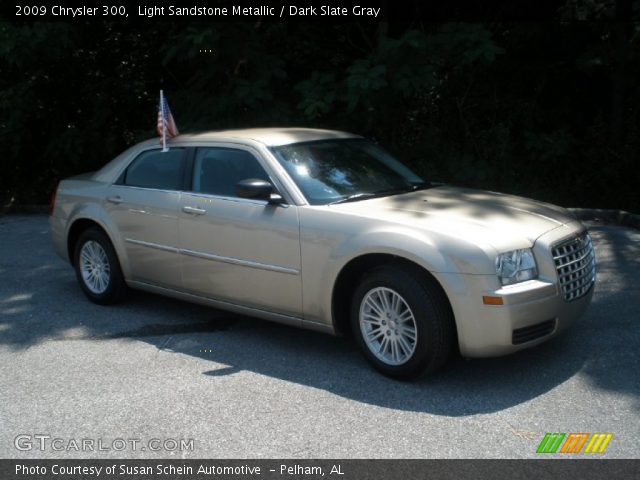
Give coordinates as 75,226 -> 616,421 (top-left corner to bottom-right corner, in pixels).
300,212 -> 495,326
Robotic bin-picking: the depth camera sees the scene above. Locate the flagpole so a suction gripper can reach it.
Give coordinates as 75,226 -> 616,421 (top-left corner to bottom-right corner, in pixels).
160,89 -> 168,152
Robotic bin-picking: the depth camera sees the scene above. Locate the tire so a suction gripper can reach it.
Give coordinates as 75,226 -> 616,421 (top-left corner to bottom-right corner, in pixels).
350,264 -> 454,380
73,227 -> 127,305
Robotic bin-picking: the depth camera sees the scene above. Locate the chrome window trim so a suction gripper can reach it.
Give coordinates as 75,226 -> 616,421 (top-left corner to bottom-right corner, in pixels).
107,142 -> 307,206
180,191 -> 288,208
110,184 -> 184,195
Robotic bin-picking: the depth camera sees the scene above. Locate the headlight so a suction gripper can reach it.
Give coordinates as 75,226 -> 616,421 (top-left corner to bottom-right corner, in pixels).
495,249 -> 538,285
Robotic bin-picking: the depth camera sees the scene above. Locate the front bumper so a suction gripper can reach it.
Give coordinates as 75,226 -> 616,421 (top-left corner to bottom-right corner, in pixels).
436,221 -> 595,357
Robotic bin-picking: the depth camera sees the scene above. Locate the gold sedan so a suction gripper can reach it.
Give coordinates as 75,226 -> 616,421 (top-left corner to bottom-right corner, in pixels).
50,128 -> 595,379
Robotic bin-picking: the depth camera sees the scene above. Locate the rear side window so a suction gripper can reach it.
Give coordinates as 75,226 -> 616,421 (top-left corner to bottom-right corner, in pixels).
123,149 -> 185,190
192,148 -> 270,197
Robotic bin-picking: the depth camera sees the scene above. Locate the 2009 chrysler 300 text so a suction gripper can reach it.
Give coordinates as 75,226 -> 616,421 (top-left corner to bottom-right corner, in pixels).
50,128 -> 596,378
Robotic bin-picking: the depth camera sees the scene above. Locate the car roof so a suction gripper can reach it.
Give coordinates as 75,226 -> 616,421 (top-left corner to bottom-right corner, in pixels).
93,128 -> 363,184
163,127 -> 362,147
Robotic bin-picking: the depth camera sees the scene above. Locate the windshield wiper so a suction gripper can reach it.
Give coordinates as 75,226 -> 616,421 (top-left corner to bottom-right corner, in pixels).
328,182 -> 433,205
328,192 -> 380,205
405,182 -> 433,192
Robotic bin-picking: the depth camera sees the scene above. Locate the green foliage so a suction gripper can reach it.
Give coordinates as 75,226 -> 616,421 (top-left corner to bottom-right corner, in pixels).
0,21 -> 637,213
437,23 -> 506,65
345,60 -> 387,111
295,72 -> 337,119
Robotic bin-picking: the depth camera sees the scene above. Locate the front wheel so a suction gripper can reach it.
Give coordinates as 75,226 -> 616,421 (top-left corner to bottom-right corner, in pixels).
73,227 -> 127,305
350,264 -> 454,380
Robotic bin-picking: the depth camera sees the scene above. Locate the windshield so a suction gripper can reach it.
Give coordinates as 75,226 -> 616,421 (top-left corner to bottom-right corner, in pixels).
270,139 -> 427,205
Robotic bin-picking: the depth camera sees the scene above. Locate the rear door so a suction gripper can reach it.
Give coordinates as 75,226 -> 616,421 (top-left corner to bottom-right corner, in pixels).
178,145 -> 302,317
105,148 -> 186,288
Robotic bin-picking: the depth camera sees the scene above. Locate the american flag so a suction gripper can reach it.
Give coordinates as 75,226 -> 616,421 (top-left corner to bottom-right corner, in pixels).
157,90 -> 179,140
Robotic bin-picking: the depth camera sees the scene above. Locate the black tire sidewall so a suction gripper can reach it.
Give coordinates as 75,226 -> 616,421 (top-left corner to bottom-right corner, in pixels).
73,228 -> 125,305
350,265 -> 452,379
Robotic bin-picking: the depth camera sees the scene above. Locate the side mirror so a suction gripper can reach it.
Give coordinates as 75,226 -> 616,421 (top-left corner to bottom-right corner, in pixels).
235,178 -> 281,203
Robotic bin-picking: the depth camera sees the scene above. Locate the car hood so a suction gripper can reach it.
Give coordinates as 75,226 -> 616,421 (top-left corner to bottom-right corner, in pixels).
329,186 -> 577,251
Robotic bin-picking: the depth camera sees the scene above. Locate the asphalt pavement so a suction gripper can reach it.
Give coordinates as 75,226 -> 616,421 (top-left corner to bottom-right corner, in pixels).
0,214 -> 638,458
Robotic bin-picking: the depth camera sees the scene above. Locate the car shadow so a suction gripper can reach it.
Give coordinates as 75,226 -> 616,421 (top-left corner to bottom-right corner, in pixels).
3,279 -> 635,417
1,216 -> 638,416
135,294 -> 635,417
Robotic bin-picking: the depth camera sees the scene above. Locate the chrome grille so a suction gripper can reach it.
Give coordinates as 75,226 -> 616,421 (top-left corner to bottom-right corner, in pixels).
552,232 -> 596,301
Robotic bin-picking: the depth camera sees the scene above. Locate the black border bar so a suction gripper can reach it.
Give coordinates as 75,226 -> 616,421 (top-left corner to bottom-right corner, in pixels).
2,459 -> 640,480
4,0 -> 632,23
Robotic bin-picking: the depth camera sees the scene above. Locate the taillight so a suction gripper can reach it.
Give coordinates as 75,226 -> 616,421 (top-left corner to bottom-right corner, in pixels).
49,185 -> 58,216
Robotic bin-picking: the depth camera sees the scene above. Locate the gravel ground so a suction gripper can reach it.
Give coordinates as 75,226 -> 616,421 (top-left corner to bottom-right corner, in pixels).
0,214 -> 638,458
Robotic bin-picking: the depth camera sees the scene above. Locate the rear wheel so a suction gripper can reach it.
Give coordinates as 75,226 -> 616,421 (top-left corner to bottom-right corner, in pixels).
73,227 -> 127,304
350,264 -> 454,379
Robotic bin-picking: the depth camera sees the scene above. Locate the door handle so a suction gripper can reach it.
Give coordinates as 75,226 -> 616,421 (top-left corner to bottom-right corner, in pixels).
106,196 -> 122,204
182,206 -> 207,215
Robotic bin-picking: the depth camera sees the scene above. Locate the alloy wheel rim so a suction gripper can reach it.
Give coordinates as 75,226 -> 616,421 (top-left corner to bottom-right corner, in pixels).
79,240 -> 111,294
359,287 -> 418,366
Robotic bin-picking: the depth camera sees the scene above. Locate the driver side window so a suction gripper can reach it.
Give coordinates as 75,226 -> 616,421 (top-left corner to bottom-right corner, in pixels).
192,148 -> 270,197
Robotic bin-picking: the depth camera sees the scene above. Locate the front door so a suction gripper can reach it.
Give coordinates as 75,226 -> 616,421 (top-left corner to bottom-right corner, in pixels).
178,146 -> 302,317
